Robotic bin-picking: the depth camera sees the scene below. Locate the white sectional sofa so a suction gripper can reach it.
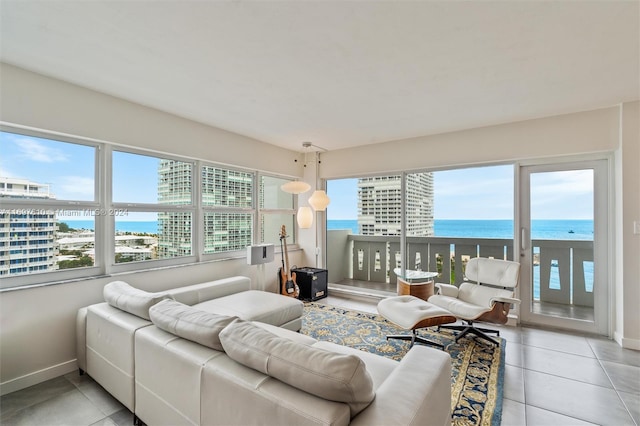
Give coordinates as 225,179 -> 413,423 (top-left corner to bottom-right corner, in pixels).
76,277 -> 452,426
76,276 -> 303,412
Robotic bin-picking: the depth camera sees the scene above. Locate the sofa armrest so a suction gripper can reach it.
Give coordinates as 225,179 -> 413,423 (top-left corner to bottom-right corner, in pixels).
350,346 -> 452,426
167,276 -> 251,305
434,282 -> 459,298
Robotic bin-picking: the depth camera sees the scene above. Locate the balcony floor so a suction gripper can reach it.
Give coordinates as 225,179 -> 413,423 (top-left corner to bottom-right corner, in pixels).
332,278 -> 396,296
530,299 -> 595,322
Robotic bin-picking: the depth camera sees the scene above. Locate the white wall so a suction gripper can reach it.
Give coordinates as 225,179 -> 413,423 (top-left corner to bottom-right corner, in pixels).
616,101 -> 640,349
320,106 -> 620,177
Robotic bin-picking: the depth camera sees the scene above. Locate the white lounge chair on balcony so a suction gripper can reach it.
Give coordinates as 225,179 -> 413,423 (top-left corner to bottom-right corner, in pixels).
428,257 -> 521,345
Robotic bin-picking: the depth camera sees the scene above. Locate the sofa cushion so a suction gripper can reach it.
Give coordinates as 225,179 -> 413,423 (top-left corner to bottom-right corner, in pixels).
103,281 -> 171,320
193,290 -> 303,329
219,320 -> 375,417
149,299 -> 237,351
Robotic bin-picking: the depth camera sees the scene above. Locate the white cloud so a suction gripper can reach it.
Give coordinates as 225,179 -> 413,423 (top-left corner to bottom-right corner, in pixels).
17,138 -> 69,163
433,169 -> 515,219
0,166 -> 16,178
530,170 -> 594,219
58,176 -> 94,197
436,176 -> 512,197
531,170 -> 593,196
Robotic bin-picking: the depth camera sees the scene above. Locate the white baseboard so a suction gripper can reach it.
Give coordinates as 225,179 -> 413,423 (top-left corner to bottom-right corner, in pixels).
0,359 -> 78,396
613,331 -> 640,350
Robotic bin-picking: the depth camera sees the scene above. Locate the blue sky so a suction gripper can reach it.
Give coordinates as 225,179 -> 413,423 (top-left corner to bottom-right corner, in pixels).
0,131 -> 96,200
0,132 -> 161,221
2,131 -> 594,221
0,132 -> 166,205
112,151 -> 163,203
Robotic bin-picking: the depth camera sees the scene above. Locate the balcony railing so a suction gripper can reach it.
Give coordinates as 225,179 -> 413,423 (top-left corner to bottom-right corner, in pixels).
327,231 -> 594,308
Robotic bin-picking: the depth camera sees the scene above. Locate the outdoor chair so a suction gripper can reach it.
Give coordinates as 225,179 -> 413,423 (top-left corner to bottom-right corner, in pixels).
428,257 -> 520,345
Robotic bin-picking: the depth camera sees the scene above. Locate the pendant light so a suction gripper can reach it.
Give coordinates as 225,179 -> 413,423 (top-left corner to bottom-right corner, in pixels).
308,189 -> 330,211
288,141 -> 331,227
296,206 -> 313,228
281,180 -> 311,194
308,147 -> 330,211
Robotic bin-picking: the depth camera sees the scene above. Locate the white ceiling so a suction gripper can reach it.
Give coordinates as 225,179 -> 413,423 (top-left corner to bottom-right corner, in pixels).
1,1 -> 638,152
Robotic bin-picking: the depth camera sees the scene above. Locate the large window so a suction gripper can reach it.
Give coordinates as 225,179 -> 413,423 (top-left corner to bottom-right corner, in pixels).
112,152 -> 195,265
326,165 -> 514,292
0,126 -> 299,289
0,130 -> 99,281
202,166 -> 254,254
326,166 -> 513,238
112,153 -> 188,265
259,175 -> 295,245
0,130 -> 96,202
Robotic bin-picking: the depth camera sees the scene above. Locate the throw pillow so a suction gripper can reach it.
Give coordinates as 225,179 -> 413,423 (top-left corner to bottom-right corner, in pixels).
149,299 -> 237,351
103,280 -> 171,320
219,319 -> 375,417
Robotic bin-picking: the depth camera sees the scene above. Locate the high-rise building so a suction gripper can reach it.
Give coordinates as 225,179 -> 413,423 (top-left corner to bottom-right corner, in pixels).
202,166 -> 253,253
157,161 -> 253,256
157,161 -> 193,258
0,177 -> 58,276
357,173 -> 434,236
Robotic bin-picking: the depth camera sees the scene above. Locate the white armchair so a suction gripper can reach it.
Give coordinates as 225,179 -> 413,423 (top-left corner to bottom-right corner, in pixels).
428,257 -> 521,345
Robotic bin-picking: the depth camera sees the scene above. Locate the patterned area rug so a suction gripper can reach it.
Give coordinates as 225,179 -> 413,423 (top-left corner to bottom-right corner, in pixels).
300,302 -> 505,426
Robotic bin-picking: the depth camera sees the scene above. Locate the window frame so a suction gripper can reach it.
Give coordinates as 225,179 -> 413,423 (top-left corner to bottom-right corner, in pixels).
0,125 -> 301,290
109,146 -> 199,273
199,163 -> 256,260
0,126 -> 103,288
257,173 -> 297,247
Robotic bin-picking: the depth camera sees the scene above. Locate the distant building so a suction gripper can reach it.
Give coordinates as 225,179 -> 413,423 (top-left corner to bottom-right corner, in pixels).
357,173 -> 434,236
157,161 -> 253,256
84,245 -> 154,263
157,160 -> 193,258
57,234 -> 156,251
202,166 -> 253,253
0,177 -> 57,276
56,236 -> 95,251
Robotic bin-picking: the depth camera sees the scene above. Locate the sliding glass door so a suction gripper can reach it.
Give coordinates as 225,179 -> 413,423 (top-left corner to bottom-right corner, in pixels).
325,165 -> 514,295
518,160 -> 609,335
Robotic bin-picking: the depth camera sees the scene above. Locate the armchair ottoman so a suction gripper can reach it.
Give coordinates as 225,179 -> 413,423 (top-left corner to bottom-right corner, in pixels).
377,295 -> 456,349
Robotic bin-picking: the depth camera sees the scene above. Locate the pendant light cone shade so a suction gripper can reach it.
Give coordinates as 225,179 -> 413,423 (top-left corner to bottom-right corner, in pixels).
280,181 -> 311,194
308,190 -> 330,211
297,206 -> 313,228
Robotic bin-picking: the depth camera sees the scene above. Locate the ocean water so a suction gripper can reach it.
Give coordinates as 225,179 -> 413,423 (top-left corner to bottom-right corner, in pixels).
64,220 -> 159,233
327,219 -> 593,240
65,218 -> 594,240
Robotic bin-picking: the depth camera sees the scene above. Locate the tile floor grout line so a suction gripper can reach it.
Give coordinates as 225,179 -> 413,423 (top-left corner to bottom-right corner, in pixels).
591,350 -> 638,425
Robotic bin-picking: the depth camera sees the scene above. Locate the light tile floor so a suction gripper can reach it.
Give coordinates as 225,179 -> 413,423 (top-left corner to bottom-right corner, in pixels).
2,293 -> 639,426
